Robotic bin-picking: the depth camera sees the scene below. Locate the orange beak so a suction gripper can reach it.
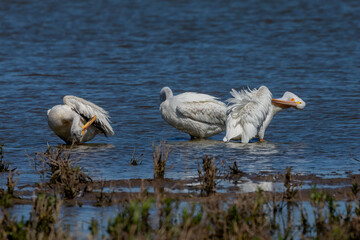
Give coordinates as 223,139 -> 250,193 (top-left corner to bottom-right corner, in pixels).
81,115 -> 97,135
271,99 -> 298,108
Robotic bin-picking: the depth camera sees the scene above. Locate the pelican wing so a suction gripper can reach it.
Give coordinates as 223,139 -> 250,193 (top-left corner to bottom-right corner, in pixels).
63,95 -> 114,136
176,100 -> 226,126
224,86 -> 272,143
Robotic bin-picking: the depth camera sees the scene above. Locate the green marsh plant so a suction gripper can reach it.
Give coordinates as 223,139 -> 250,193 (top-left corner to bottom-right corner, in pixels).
107,197 -> 155,239
3,184 -> 360,239
0,193 -> 64,240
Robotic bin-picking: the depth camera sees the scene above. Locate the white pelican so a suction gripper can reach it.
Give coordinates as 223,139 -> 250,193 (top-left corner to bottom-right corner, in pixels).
223,86 -> 306,143
159,87 -> 226,139
47,95 -> 114,144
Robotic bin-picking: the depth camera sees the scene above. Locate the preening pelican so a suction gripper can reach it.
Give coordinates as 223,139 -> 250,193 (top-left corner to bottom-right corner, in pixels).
160,87 -> 226,139
47,95 -> 114,144
223,86 -> 306,143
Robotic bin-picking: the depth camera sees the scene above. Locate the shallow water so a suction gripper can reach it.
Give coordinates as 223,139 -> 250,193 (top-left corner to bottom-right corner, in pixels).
0,0 -> 359,200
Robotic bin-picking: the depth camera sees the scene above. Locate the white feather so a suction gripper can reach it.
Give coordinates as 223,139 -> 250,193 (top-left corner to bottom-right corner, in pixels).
223,86 -> 272,143
224,86 -> 307,143
47,95 -> 114,144
63,95 -> 114,136
160,87 -> 226,138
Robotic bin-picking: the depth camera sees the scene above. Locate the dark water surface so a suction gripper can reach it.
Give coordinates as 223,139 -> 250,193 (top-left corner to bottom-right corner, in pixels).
0,0 -> 359,190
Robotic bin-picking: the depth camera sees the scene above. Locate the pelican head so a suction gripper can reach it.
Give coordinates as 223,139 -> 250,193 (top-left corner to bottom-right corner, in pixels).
70,115 -> 97,143
160,87 -> 173,103
271,91 -> 306,110
71,127 -> 83,143
48,96 -> 112,144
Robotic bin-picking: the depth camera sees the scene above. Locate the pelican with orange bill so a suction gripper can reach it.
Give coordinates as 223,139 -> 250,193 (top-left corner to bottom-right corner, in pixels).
223,86 -> 306,143
47,96 -> 114,144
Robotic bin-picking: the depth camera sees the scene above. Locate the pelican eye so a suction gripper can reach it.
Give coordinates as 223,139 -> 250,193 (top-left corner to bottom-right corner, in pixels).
290,98 -> 295,101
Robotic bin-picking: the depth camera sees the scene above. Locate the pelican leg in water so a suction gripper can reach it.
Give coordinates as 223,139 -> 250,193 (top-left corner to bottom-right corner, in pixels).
223,86 -> 306,143
159,87 -> 227,139
47,96 -> 114,144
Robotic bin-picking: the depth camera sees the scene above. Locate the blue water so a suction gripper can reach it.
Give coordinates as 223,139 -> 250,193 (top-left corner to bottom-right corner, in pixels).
0,0 -> 359,189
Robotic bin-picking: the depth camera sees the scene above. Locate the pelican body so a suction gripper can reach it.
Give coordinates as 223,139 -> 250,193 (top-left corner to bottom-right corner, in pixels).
223,86 -> 306,143
160,87 -> 226,139
47,96 -> 114,144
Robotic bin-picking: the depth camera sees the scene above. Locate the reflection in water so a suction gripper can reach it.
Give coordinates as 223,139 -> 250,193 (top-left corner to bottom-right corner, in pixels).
168,138 -> 223,149
168,138 -> 279,156
224,140 -> 279,155
239,181 -> 284,193
58,143 -> 115,153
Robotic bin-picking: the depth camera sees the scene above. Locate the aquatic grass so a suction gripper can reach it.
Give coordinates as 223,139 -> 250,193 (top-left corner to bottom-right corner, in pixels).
198,155 -> 217,196
89,218 -> 99,239
156,197 -> 207,239
305,185 -> 360,239
152,141 -> 170,179
157,197 -> 177,232
0,209 -> 29,239
6,169 -> 20,197
28,193 -> 62,237
283,167 -> 301,200
0,192 -> 13,209
0,169 -> 20,208
2,183 -> 360,239
226,160 -> 244,177
350,182 -> 360,217
106,189 -> 271,239
94,180 -> 114,207
30,145 -> 92,199
107,197 -> 155,239
0,193 -> 64,240
176,203 -> 205,239
0,163 -> 10,173
210,189 -> 270,239
130,148 -> 143,166
0,144 -> 11,172
350,149 -> 360,162
351,182 -> 359,198
108,193 -> 206,240
229,161 -> 241,175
